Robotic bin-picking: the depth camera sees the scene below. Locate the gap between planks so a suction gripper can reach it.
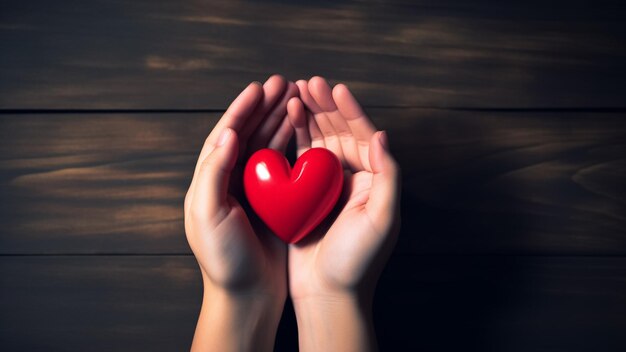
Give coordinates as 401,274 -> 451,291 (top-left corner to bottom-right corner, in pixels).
1,107 -> 626,115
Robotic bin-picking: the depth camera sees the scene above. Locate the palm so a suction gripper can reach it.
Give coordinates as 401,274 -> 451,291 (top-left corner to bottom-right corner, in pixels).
190,200 -> 264,286
290,171 -> 380,296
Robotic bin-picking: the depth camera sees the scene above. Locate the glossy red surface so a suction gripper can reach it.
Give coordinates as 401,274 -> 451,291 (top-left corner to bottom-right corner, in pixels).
243,148 -> 343,244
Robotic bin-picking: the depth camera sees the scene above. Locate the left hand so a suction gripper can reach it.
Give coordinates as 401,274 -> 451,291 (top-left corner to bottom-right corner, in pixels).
285,77 -> 401,352
286,77 -> 401,301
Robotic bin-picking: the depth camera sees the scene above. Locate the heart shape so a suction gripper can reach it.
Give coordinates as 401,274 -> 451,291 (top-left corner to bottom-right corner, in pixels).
243,148 -> 343,244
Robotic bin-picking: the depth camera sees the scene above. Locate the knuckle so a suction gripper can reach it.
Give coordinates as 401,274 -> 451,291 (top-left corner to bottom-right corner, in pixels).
188,205 -> 207,222
203,134 -> 214,148
200,157 -> 217,172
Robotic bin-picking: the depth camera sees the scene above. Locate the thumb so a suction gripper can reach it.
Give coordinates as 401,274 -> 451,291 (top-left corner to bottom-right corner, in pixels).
366,131 -> 400,233
193,128 -> 239,220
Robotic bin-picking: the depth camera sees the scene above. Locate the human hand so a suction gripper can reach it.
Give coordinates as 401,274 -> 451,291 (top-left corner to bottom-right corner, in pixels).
286,77 -> 401,352
184,75 -> 297,351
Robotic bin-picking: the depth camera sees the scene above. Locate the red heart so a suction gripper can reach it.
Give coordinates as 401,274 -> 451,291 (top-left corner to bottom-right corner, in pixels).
243,148 -> 343,244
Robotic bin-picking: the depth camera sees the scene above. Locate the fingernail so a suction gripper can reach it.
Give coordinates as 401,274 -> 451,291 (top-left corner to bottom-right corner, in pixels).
217,128 -> 232,147
379,130 -> 389,151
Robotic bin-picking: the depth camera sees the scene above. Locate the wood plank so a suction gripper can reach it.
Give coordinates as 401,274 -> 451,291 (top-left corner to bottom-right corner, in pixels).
0,109 -> 624,254
0,113 -> 216,254
1,0 -> 625,109
0,256 -> 202,351
384,109 -> 626,255
376,255 -> 626,352
0,255 -> 625,351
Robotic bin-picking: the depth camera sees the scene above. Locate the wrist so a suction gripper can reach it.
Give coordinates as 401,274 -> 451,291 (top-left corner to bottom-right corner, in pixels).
201,267 -> 287,308
292,290 -> 370,326
191,282 -> 285,352
203,284 -> 286,317
292,291 -> 377,352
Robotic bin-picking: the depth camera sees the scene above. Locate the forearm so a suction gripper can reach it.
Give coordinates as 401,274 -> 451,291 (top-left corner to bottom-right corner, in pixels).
191,284 -> 285,352
293,292 -> 377,352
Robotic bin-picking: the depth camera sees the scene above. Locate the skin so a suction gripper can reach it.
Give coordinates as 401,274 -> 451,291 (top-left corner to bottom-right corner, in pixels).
184,75 -> 297,352
184,75 -> 400,352
287,77 -> 401,352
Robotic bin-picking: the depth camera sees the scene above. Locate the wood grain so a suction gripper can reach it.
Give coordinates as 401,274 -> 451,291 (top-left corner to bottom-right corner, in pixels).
0,109 -> 624,255
1,0 -> 625,109
2,2 -> 624,351
0,113 -> 216,254
376,254 -> 626,352
1,255 -> 624,351
384,109 -> 626,255
0,256 -> 201,351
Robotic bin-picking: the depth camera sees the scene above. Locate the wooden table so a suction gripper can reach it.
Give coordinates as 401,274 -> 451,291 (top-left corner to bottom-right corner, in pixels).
1,1 -> 625,350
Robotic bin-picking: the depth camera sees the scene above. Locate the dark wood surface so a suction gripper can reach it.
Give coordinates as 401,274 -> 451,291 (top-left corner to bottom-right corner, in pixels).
1,0 -> 625,351
1,255 -> 625,351
1,110 -> 624,255
1,0 -> 626,109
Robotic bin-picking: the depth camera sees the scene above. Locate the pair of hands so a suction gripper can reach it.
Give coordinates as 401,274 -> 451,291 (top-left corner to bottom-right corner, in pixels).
184,75 -> 400,352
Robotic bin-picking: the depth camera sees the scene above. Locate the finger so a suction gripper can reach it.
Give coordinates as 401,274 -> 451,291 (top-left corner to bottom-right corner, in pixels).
194,82 -> 263,176
267,116 -> 293,153
192,128 -> 239,223
296,79 -> 322,113
287,97 -> 311,157
239,74 -> 287,142
332,83 -> 376,171
206,82 -> 263,150
187,82 -> 263,207
307,110 -> 325,149
248,81 -> 299,152
307,77 -> 346,163
365,131 -> 400,235
296,80 -> 326,150
309,78 -> 363,171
